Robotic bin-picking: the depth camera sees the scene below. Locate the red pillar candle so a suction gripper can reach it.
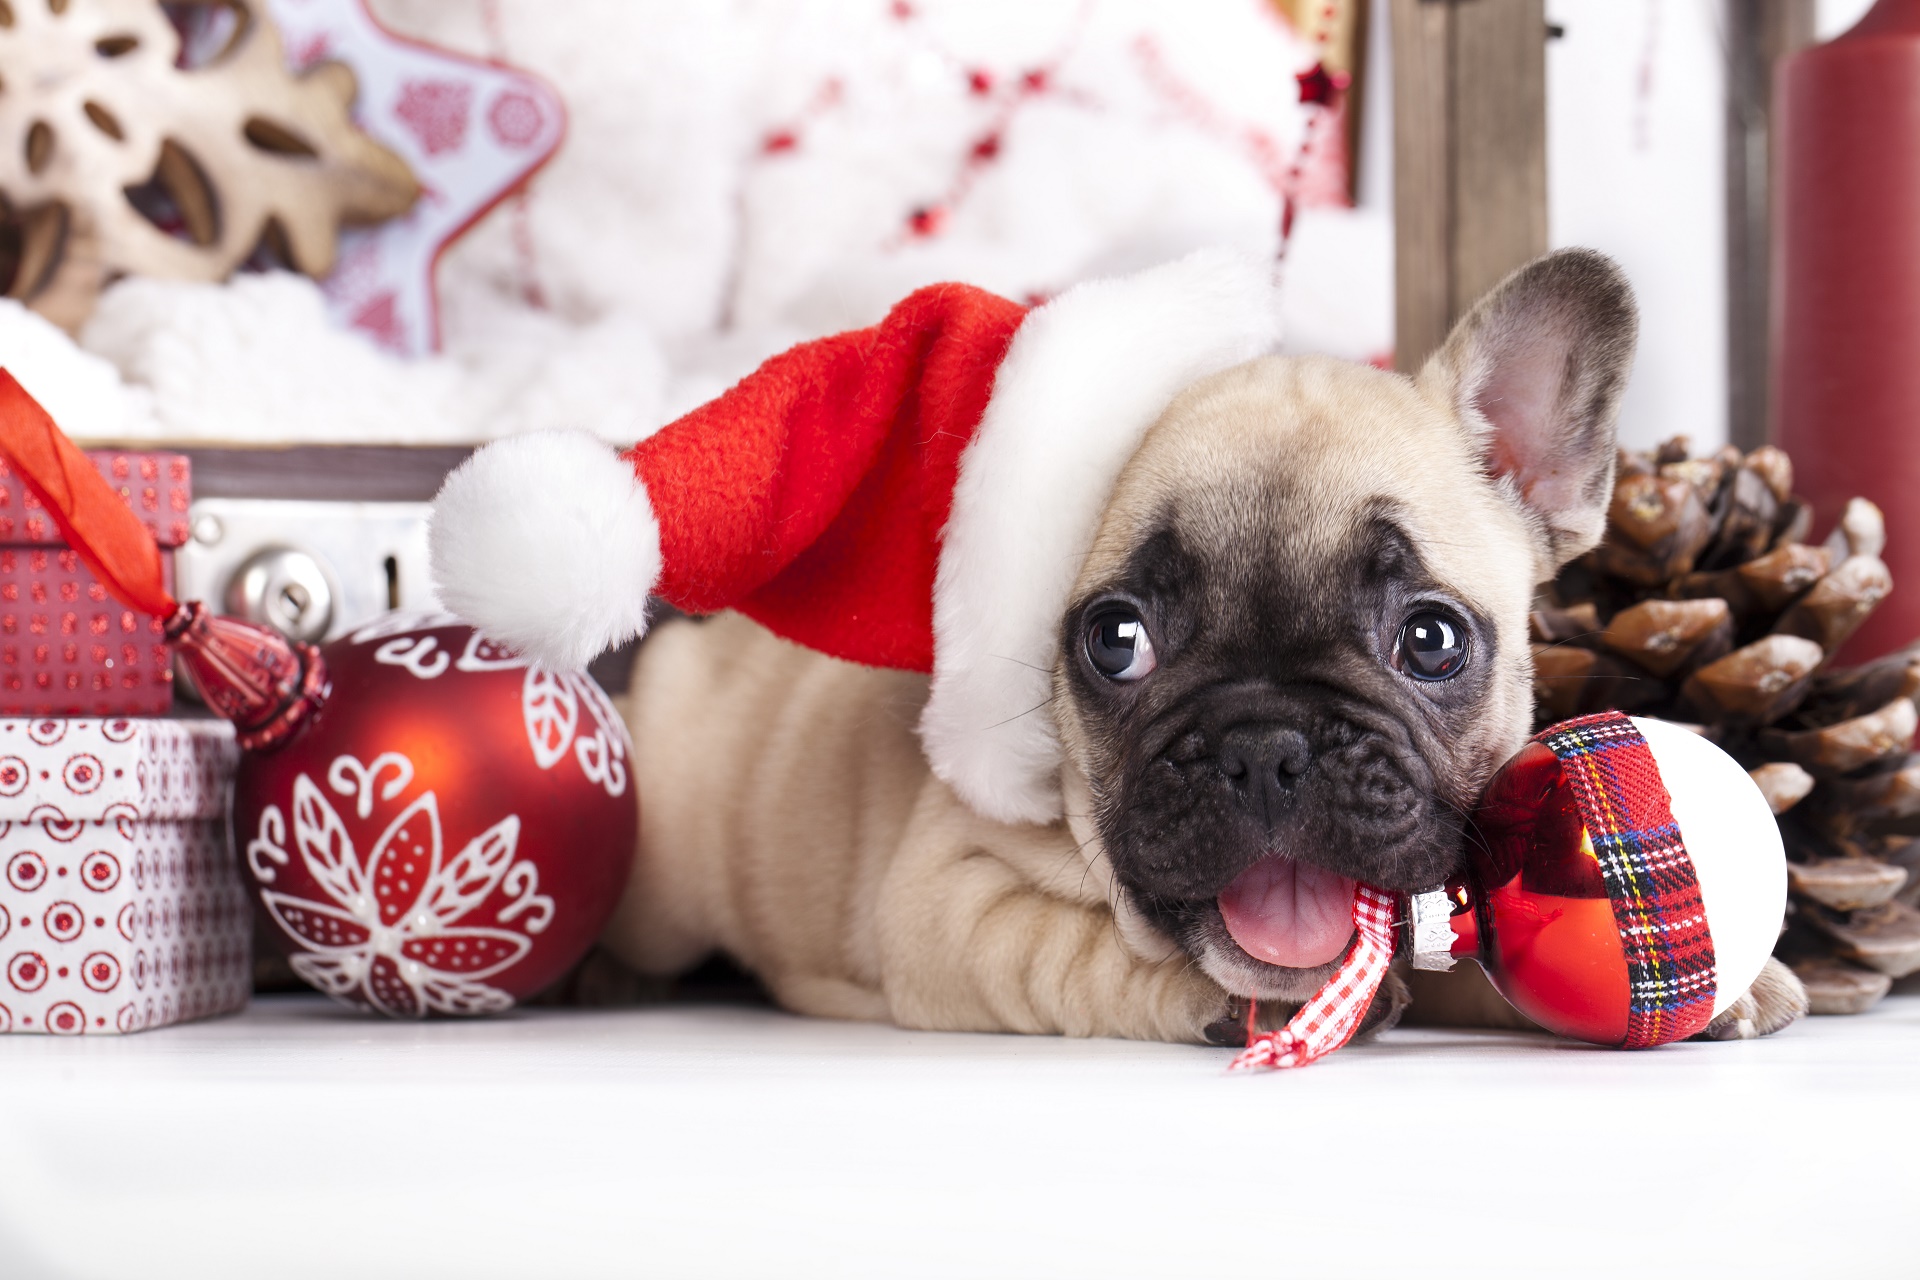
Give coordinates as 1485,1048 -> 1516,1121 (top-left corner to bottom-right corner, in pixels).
1774,0 -> 1920,660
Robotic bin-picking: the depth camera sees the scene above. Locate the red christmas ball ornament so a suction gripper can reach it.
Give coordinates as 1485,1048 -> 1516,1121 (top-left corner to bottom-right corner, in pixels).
1237,713 -> 1787,1070
1407,713 -> 1784,1048
216,613 -> 636,1017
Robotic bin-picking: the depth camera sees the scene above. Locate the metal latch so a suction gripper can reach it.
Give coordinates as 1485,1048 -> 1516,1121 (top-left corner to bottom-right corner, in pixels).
174,498 -> 436,643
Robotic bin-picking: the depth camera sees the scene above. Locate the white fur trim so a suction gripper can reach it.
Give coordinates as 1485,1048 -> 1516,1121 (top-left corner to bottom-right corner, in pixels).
429,430 -> 660,670
921,251 -> 1281,824
0,298 -> 162,442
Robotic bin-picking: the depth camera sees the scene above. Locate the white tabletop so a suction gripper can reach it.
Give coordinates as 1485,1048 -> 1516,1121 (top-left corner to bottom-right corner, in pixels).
3,992 -> 1916,1279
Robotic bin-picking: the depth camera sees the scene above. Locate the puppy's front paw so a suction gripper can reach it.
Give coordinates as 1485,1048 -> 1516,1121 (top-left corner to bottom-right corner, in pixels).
1350,969 -> 1409,1044
1203,1008 -> 1247,1047
1203,996 -> 1294,1047
1201,972 -> 1408,1048
1701,958 -> 1808,1041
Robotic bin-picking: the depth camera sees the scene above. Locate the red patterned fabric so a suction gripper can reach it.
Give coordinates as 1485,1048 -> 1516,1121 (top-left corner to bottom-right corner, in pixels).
1537,712 -> 1717,1047
629,283 -> 1025,673
1229,883 -> 1398,1071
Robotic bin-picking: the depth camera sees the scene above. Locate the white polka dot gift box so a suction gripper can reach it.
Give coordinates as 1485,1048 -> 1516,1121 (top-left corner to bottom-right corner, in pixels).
0,717 -> 248,1035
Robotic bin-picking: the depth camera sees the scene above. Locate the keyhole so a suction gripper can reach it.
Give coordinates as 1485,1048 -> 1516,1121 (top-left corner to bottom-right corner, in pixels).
224,547 -> 334,643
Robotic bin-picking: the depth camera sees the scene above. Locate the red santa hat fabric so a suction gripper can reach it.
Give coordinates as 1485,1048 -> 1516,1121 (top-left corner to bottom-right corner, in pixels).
429,251 -> 1278,824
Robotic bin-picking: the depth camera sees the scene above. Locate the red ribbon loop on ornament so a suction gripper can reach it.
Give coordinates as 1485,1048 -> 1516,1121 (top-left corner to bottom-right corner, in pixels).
0,372 -> 179,619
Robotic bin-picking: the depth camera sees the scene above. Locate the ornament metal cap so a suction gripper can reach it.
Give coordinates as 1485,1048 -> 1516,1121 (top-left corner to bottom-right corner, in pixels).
163,602 -> 329,751
1403,888 -> 1458,972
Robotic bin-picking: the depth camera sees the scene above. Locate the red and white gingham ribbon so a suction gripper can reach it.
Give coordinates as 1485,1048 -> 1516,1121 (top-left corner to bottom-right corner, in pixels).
1229,883 -> 1398,1071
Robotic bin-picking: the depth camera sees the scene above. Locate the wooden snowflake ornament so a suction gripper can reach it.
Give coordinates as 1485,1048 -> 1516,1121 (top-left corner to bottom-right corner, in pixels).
0,0 -> 418,331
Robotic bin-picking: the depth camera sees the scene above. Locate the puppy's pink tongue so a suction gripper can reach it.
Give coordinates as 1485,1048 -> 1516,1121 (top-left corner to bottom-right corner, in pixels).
1217,857 -> 1357,969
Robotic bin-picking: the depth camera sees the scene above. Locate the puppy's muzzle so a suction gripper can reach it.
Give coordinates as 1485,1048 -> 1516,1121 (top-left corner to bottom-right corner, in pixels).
1126,690 -> 1442,900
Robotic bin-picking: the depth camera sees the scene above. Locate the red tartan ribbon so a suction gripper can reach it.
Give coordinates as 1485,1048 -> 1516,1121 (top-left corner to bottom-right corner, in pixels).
1537,712 -> 1717,1047
1229,883 -> 1398,1071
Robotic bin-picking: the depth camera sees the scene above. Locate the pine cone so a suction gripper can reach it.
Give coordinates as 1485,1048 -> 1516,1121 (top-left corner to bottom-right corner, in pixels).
1536,437 -> 1916,1016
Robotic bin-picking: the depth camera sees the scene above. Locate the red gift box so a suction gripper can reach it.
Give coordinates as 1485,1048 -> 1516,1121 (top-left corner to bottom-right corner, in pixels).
0,452 -> 190,717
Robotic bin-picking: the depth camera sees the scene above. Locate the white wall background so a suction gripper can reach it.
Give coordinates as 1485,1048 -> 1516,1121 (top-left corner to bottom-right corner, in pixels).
1546,1 -> 1727,453
1821,0 -> 1879,37
1540,0 -> 1884,454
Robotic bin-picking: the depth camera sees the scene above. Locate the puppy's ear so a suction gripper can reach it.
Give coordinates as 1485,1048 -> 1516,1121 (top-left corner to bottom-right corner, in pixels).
1419,248 -> 1637,576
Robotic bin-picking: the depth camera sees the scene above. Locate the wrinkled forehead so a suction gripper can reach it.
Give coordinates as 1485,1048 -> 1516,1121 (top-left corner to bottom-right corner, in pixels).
1081,356 -> 1533,598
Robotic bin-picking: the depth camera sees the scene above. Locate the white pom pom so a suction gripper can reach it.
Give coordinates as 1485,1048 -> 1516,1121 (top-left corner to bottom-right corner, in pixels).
429,430 -> 660,671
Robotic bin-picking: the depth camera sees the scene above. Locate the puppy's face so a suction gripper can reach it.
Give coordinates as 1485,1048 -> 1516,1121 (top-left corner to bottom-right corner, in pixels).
1052,250 -> 1635,1000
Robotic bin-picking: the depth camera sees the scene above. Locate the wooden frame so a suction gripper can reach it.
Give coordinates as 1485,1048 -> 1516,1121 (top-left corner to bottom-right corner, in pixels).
1389,0 -> 1547,374
1726,0 -> 1816,450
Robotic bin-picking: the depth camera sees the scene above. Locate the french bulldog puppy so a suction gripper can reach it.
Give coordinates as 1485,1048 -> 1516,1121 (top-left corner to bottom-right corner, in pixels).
600,249 -> 1807,1044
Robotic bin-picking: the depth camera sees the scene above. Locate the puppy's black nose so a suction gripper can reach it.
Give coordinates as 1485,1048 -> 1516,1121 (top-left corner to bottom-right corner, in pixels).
1218,725 -> 1312,823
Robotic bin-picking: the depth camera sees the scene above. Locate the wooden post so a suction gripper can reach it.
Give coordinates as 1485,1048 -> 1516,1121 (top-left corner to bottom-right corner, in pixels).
1725,0 -> 1816,450
1390,0 -> 1548,374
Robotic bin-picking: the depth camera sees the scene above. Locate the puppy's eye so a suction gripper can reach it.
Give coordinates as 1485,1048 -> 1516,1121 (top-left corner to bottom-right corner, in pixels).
1398,610 -> 1467,681
1086,609 -> 1157,681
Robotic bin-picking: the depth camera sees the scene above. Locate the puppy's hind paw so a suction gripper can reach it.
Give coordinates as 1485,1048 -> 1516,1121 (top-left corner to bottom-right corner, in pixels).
1701,958 -> 1809,1041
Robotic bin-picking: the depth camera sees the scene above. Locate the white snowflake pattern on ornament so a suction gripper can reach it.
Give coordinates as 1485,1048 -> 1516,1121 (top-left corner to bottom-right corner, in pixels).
354,620 -> 630,797
253,752 -> 553,1017
521,669 -> 628,798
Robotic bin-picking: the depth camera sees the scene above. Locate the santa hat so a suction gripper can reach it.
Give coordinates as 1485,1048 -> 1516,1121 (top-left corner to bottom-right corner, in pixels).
429,251 -> 1279,824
